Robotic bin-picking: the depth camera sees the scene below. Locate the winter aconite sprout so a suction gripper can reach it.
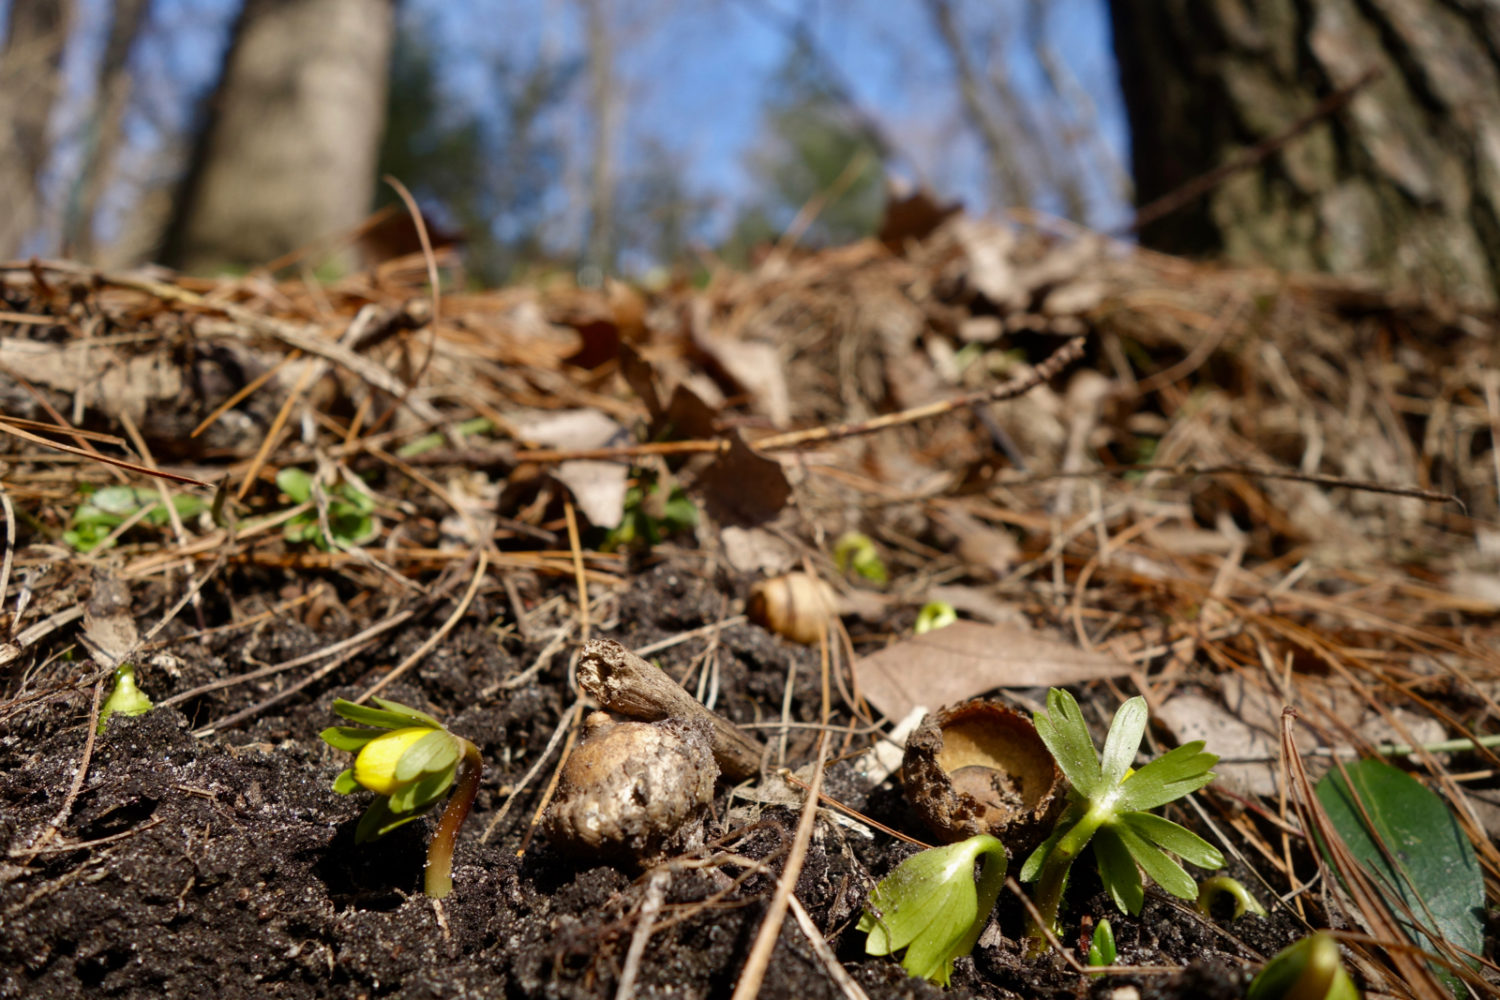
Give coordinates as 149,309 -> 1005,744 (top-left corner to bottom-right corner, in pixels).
1246,933 -> 1361,1000
98,662 -> 153,733
1021,688 -> 1223,948
859,833 -> 1008,987
321,697 -> 481,899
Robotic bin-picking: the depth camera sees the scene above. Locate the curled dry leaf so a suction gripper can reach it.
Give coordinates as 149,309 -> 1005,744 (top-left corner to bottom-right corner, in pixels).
853,620 -> 1130,722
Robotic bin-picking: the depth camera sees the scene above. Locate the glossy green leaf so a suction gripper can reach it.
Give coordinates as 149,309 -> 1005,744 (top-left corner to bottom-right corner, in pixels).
1316,758 -> 1482,988
1088,918 -> 1116,969
1020,809 -> 1072,883
394,729 -> 460,783
387,766 -> 456,814
320,725 -> 383,752
1092,826 -> 1144,915
330,697 -> 443,732
860,834 -> 1008,986
1099,696 -> 1147,789
1115,822 -> 1197,900
1114,741 -> 1217,812
1033,687 -> 1101,797
1119,811 -> 1224,870
332,768 -> 360,794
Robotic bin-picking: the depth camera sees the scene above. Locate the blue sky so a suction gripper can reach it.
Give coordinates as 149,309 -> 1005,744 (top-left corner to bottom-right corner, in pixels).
30,0 -> 1131,261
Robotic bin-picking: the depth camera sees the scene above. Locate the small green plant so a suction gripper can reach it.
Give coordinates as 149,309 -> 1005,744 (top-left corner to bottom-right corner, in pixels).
1246,933 -> 1360,1000
833,531 -> 887,585
277,468 -> 378,549
859,833 -> 1008,987
1196,875 -> 1268,919
602,480 -> 697,552
1087,918 -> 1116,973
97,663 -> 153,732
320,697 -> 482,899
914,600 -> 958,634
1022,688 -> 1223,948
64,485 -> 206,552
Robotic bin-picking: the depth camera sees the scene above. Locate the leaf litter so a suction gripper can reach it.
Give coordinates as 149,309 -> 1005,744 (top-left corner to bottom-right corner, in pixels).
0,207 -> 1495,998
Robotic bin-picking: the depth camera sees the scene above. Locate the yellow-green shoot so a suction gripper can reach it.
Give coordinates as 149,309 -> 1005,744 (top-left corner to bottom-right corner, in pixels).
860,833 -> 1008,987
321,697 -> 482,899
1021,688 -> 1223,948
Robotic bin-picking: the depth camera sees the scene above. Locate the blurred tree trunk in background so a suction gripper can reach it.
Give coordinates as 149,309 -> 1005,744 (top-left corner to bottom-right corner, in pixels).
1111,0 -> 1500,307
0,0 -> 74,258
161,0 -> 395,273
68,0 -> 150,260
581,0 -> 618,277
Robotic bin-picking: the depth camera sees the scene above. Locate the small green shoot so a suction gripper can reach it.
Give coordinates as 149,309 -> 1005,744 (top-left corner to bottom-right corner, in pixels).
833,531 -> 888,585
1196,875 -> 1267,919
1087,918 -> 1116,974
277,468 -> 378,550
914,600 -> 957,635
321,697 -> 482,899
1021,688 -> 1223,948
64,485 -> 206,552
601,479 -> 697,552
98,663 -> 153,733
1246,933 -> 1361,1000
859,833 -> 1008,987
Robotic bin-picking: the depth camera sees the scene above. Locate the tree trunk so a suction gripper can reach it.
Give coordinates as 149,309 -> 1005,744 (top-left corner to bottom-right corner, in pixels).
68,0 -> 150,261
0,0 -> 74,258
581,0 -> 619,277
161,0 -> 395,274
1110,0 -> 1500,307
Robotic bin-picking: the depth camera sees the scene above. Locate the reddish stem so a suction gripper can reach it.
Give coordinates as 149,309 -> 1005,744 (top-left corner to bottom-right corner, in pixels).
424,738 -> 481,899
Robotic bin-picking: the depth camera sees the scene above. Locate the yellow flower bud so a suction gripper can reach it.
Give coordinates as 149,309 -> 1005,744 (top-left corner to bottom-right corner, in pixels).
354,727 -> 432,796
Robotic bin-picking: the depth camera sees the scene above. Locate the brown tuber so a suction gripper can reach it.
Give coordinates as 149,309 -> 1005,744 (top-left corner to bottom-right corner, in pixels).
542,711 -> 718,863
902,698 -> 1065,856
748,572 -> 838,645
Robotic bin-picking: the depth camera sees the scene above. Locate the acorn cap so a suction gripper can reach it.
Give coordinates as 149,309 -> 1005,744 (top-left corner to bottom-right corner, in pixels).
902,698 -> 1066,854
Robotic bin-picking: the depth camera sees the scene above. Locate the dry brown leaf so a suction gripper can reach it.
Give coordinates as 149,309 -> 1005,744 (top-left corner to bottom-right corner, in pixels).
853,620 -> 1130,721
698,431 -> 791,527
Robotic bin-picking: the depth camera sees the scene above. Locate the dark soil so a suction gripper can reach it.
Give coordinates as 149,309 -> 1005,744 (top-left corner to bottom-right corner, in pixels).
0,564 -> 1300,999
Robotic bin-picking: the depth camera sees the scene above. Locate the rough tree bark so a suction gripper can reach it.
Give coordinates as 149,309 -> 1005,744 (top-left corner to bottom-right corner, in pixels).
1111,0 -> 1500,307
161,0 -> 395,273
0,0 -> 74,258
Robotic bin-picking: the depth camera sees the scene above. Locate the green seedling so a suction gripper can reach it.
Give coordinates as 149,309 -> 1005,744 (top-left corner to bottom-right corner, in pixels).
277,467 -> 379,550
321,697 -> 482,899
64,485 -> 207,552
859,833 -> 1008,987
97,663 -> 153,732
602,480 -> 697,552
1246,933 -> 1361,1000
833,531 -> 888,585
1021,688 -> 1223,949
1087,918 -> 1116,974
914,600 -> 957,635
1196,875 -> 1268,919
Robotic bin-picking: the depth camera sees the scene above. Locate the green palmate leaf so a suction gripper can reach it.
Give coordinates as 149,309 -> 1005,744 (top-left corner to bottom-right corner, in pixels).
1099,696 -> 1148,788
394,729 -> 460,783
1316,757 -> 1483,992
354,795 -> 441,844
1114,741 -> 1217,812
1092,826 -> 1144,915
388,766 -> 456,814
1114,823 -> 1197,900
320,725 -> 384,752
332,768 -> 360,794
1033,688 -> 1102,796
860,834 -> 1008,986
1119,811 -> 1225,870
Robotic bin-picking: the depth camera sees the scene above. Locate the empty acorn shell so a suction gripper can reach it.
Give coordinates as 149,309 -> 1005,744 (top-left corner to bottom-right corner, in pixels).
748,572 -> 838,645
902,699 -> 1065,854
